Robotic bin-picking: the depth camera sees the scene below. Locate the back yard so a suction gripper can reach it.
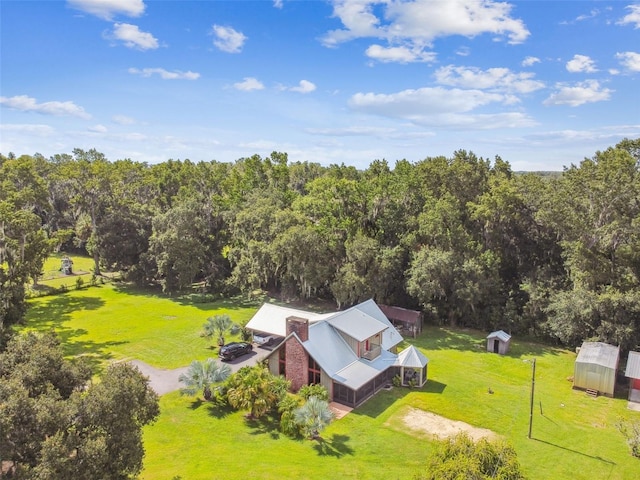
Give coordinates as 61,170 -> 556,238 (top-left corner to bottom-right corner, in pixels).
24,283 -> 639,479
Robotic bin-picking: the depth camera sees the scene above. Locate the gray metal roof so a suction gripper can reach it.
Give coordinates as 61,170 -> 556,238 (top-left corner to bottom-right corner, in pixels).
576,342 -> 620,369
395,345 -> 429,368
304,321 -> 357,379
487,330 -> 511,342
326,309 -> 386,342
345,298 -> 403,349
245,303 -> 331,337
625,351 -> 640,379
332,349 -> 398,390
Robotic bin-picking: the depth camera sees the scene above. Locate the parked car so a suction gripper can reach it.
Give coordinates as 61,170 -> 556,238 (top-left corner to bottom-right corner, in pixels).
219,341 -> 253,361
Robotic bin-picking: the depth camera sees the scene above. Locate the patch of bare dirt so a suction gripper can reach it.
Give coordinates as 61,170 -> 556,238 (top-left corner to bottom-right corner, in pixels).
398,407 -> 497,441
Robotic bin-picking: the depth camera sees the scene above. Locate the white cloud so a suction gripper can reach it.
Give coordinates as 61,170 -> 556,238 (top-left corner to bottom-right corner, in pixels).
211,25 -> 247,53
110,23 -> 159,50
522,56 -> 540,67
233,77 -> 265,91
435,65 -> 545,94
615,51 -> 640,71
543,80 -> 612,107
128,67 -> 200,80
0,95 -> 91,119
112,114 -> 135,125
618,5 -> 640,28
273,0 -> 283,8
67,0 -> 145,20
289,80 -> 317,93
365,44 -> 436,63
0,123 -> 55,136
349,87 -> 502,115
322,0 -> 530,56
88,124 -> 108,133
566,54 -> 598,73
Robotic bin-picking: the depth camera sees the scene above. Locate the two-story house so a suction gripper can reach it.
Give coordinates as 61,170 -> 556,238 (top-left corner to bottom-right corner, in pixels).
247,299 -> 426,407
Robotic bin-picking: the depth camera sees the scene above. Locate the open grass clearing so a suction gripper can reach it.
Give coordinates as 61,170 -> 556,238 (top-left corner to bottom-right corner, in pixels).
23,285 -> 640,479
23,282 -> 259,371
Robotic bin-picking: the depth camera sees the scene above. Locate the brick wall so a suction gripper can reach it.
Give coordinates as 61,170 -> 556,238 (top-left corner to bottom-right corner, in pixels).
285,316 -> 309,392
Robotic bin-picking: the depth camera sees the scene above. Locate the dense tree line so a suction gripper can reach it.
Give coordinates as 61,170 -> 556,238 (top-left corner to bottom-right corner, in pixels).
1,139 -> 639,351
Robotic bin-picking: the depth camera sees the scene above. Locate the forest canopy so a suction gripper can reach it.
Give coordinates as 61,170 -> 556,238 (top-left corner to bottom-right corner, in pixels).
1,139 -> 639,351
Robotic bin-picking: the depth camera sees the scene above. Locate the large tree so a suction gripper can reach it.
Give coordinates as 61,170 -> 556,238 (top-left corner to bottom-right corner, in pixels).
0,332 -> 159,479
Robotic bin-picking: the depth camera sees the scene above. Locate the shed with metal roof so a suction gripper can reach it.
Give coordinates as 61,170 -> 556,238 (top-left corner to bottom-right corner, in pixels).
486,330 -> 511,355
624,351 -> 640,404
573,342 -> 620,397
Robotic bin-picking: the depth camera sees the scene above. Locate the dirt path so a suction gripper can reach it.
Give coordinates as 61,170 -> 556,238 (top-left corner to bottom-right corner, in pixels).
129,360 -> 189,396
396,407 -> 497,441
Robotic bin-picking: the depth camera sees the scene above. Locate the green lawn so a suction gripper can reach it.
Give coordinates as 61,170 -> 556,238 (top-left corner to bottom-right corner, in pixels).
24,282 -> 259,370
31,253 -> 98,291
23,285 -> 640,479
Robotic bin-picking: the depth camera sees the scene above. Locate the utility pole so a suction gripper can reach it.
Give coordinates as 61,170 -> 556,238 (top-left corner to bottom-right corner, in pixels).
528,358 -> 536,439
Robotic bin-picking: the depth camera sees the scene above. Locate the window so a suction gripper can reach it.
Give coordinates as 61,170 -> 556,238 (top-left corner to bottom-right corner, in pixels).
308,356 -> 321,385
278,347 -> 286,376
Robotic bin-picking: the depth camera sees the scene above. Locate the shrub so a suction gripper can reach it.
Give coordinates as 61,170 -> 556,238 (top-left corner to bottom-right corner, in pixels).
299,384 -> 329,401
75,277 -> 85,290
392,374 -> 402,387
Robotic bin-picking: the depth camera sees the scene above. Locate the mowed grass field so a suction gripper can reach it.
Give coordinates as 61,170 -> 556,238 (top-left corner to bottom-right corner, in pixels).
23,282 -> 640,479
24,282 -> 258,370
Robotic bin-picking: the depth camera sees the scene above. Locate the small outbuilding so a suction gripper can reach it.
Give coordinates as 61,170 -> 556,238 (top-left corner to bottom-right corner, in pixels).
395,345 -> 429,387
486,330 -> 511,355
379,305 -> 423,337
624,351 -> 640,405
573,341 -> 620,397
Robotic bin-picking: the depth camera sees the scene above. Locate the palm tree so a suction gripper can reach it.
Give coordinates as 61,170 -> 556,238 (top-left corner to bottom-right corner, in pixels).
226,365 -> 290,418
203,314 -> 233,347
178,358 -> 231,401
294,396 -> 334,439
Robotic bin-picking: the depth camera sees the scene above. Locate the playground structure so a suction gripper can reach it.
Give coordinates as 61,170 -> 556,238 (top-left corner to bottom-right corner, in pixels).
60,256 -> 73,275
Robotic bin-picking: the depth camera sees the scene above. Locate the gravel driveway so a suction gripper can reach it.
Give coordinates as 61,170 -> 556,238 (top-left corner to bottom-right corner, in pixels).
129,347 -> 270,396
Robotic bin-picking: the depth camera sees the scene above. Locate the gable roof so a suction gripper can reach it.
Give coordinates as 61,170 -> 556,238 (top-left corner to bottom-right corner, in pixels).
245,303 -> 331,337
246,298 -> 403,350
378,304 -> 421,324
395,345 -> 429,368
576,342 -> 620,369
625,351 -> 640,379
487,330 -> 511,342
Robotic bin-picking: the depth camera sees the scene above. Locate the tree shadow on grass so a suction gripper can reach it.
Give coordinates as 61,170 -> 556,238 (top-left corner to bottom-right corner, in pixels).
410,327 -> 566,358
352,388 -> 411,419
205,403 -> 234,419
24,293 -> 127,373
312,434 -> 354,457
245,414 -> 282,440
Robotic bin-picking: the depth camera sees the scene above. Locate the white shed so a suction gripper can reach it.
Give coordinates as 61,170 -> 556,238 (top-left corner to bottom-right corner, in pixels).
573,342 -> 620,397
486,330 -> 511,355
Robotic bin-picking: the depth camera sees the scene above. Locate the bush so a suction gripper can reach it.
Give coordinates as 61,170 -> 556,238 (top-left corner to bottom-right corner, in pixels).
392,374 -> 402,387
75,277 -> 85,290
298,384 -> 329,401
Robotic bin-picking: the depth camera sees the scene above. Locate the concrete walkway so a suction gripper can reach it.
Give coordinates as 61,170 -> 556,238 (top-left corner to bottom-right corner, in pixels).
129,346 -> 271,396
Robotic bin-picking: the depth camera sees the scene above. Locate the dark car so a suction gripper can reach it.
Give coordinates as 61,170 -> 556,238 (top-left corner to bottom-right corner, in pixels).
219,341 -> 253,361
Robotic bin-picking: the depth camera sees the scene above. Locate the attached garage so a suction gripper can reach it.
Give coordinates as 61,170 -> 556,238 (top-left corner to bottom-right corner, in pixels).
573,342 -> 620,397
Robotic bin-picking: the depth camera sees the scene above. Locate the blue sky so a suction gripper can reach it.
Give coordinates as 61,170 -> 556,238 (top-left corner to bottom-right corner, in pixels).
1,0 -> 639,171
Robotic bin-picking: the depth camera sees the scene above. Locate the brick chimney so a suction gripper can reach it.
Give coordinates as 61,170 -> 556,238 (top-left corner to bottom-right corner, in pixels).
284,316 -> 309,392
